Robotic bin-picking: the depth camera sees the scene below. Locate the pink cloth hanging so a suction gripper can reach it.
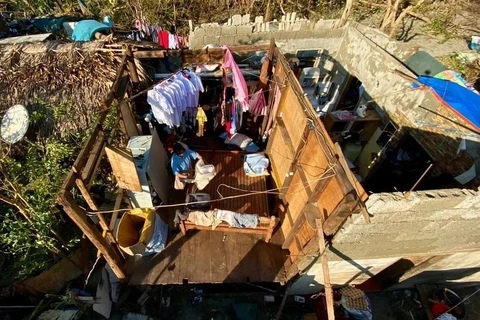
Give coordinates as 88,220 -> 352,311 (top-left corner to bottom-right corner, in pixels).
249,89 -> 267,116
221,45 -> 249,112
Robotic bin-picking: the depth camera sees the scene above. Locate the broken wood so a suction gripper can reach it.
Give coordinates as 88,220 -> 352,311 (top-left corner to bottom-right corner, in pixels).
257,38 -> 276,91
316,219 -> 335,320
358,0 -> 431,24
334,143 -> 370,223
334,0 -> 354,29
57,191 -> 126,282
105,146 -> 142,192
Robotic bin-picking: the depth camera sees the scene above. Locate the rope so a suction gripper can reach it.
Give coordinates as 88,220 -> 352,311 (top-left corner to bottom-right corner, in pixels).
86,162 -> 337,215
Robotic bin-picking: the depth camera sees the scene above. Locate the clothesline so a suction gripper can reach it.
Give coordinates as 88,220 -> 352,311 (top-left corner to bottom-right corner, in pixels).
85,162 -> 338,214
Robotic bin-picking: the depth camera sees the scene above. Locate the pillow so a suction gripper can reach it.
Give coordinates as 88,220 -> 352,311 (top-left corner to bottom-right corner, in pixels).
224,133 -> 252,150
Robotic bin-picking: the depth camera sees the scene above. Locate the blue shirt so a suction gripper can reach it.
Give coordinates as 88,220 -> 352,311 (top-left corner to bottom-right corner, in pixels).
171,149 -> 199,175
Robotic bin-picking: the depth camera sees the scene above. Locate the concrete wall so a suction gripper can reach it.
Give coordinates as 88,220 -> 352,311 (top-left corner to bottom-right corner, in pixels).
290,188 -> 480,294
334,188 -> 480,259
333,26 -> 477,183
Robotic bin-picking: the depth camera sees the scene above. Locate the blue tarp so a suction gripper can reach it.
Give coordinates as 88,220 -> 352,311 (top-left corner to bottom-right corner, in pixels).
71,20 -> 110,41
413,76 -> 480,131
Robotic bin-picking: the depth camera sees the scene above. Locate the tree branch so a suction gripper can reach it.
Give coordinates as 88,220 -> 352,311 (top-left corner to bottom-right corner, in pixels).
359,0 -> 431,24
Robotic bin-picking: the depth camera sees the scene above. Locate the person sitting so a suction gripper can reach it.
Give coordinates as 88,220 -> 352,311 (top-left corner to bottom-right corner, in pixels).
171,143 -> 203,190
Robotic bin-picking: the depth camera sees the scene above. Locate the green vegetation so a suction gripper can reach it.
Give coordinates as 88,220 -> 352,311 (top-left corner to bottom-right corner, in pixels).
0,103 -> 86,281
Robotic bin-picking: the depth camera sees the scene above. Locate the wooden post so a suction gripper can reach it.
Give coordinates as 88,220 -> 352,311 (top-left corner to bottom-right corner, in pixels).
265,216 -> 278,243
58,191 -> 127,282
257,38 -> 276,91
316,219 -> 335,320
125,46 -> 139,84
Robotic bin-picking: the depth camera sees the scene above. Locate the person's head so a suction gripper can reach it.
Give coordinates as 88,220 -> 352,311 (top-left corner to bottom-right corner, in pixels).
173,143 -> 185,156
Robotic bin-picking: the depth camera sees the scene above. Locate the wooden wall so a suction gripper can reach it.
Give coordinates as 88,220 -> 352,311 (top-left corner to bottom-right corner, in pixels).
266,48 -> 368,279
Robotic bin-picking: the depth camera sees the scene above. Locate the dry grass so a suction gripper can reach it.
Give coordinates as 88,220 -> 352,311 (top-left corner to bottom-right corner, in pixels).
0,41 -> 127,137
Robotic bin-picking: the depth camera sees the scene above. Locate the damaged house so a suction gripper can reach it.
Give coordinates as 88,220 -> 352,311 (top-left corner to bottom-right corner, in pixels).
51,20 -> 480,304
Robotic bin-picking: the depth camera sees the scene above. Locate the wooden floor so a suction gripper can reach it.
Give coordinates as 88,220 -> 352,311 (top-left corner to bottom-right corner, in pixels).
201,150 -> 269,216
127,230 -> 287,285
127,150 -> 287,285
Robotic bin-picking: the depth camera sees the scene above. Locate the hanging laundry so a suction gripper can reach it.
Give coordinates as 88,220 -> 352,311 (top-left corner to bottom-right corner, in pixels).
196,107 -> 207,137
147,70 -> 201,128
249,89 -> 267,116
222,45 -> 249,111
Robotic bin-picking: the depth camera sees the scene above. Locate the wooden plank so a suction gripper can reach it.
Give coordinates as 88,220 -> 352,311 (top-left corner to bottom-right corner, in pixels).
133,50 -> 166,59
81,131 -> 106,185
257,38 -> 276,90
323,191 -> 359,236
334,143 -> 370,222
109,189 -> 123,231
57,191 -> 126,282
105,146 -> 142,192
120,101 -> 140,138
316,219 -> 335,320
73,167 -> 98,211
126,46 -> 140,84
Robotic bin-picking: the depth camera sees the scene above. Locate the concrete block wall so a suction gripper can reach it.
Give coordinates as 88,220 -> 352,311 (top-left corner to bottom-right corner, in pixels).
331,189 -> 480,260
189,13 -> 341,49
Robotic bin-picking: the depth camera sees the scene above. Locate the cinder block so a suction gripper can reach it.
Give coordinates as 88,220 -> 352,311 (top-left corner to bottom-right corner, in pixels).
192,28 -> 206,38
203,35 -> 221,45
203,26 -> 222,36
274,31 -> 299,40
221,26 -> 237,35
291,12 -> 297,22
234,34 -> 252,45
188,36 -> 205,49
255,16 -> 264,23
232,14 -> 242,26
242,14 -> 250,24
220,35 -> 236,45
236,25 -> 253,34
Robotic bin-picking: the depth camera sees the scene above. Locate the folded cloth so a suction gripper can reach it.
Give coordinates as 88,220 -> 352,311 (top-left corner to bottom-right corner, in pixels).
194,159 -> 216,190
215,209 -> 236,226
233,213 -> 259,228
188,210 -> 222,230
244,153 -> 269,175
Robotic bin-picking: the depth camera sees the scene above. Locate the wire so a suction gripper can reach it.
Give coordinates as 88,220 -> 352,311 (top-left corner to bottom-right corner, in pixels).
86,162 -> 337,215
434,287 -> 480,320
216,163 -> 336,198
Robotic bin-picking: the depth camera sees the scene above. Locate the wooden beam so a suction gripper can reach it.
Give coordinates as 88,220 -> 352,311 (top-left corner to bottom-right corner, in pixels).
109,189 -> 123,231
334,143 -> 370,222
257,38 -> 276,91
57,191 -> 126,282
323,191 -> 359,236
73,166 -> 98,211
133,50 -> 166,59
316,219 -> 335,320
81,131 -> 106,186
126,46 -> 140,84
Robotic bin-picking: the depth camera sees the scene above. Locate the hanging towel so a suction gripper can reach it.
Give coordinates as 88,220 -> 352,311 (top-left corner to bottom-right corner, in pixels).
222,45 -> 249,111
